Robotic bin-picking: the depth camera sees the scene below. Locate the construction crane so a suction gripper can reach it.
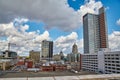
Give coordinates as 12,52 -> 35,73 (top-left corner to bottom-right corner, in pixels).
8,42 -> 16,51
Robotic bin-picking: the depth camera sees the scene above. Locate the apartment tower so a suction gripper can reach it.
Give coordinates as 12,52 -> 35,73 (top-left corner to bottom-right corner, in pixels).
83,7 -> 108,54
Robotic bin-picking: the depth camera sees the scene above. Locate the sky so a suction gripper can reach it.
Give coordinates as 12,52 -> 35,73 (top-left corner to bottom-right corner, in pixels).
0,0 -> 120,56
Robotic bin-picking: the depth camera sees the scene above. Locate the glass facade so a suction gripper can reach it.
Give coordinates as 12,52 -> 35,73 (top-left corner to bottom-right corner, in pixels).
83,14 -> 99,53
83,7 -> 108,54
41,40 -> 53,59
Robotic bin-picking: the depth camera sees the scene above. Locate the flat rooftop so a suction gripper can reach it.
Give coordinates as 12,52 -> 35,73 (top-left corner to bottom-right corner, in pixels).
0,71 -> 95,78
0,74 -> 120,80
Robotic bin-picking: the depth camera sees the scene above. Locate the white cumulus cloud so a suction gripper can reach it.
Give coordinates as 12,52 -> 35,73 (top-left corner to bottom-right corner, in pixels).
0,0 -> 109,55
109,31 -> 120,51
54,32 -> 83,54
0,0 -> 103,31
116,19 -> 120,26
0,19 -> 50,56
77,0 -> 102,24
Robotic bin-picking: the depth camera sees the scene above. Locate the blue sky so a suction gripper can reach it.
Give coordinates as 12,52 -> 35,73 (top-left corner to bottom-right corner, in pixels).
0,0 -> 120,56
25,0 -> 120,39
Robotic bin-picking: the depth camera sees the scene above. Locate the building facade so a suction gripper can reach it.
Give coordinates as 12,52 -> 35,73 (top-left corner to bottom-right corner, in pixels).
81,54 -> 98,72
67,43 -> 80,62
104,51 -> 120,74
81,51 -> 120,74
41,40 -> 53,60
0,50 -> 18,58
99,7 -> 108,48
29,50 -> 40,63
72,43 -> 78,54
53,54 -> 61,61
83,7 -> 108,54
59,51 -> 64,60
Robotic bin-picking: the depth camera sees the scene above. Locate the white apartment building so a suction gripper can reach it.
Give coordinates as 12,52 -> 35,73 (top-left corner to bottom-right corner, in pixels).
81,54 -> 98,72
104,51 -> 120,74
81,50 -> 120,74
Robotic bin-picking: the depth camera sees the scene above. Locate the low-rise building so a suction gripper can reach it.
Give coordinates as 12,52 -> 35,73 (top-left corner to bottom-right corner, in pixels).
104,51 -> 120,74
0,50 -> 17,59
0,59 -> 11,70
29,50 -> 40,63
81,50 -> 120,74
53,54 -> 61,61
81,54 -> 98,72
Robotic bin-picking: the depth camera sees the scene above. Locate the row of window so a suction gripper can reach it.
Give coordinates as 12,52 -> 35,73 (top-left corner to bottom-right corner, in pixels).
105,70 -> 120,73
82,65 -> 98,68
82,62 -> 97,64
105,61 -> 120,63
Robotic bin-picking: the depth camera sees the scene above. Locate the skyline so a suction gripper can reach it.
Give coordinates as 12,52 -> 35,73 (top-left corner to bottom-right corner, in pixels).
0,0 -> 120,56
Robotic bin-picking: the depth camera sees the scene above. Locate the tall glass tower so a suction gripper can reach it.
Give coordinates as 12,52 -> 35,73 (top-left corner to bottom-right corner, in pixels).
83,7 -> 108,54
41,40 -> 53,60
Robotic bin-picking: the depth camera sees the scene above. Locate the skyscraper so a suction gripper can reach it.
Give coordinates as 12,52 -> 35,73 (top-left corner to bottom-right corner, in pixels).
99,7 -> 108,48
72,43 -> 78,54
83,7 -> 108,54
41,40 -> 53,60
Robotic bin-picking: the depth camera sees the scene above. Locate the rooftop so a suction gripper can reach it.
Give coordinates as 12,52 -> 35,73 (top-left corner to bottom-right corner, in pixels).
0,74 -> 120,80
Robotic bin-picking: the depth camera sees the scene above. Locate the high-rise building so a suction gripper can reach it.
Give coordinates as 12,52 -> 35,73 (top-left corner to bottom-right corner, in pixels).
72,43 -> 78,54
41,40 -> 53,60
99,7 -> 108,48
59,51 -> 64,60
83,7 -> 108,54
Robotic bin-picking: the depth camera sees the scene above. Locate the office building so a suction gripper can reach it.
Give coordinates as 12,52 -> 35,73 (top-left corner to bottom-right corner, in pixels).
67,43 -> 80,62
59,51 -> 64,60
83,7 -> 108,54
29,50 -> 40,63
67,43 -> 81,71
41,40 -> 53,60
72,43 -> 78,54
99,7 -> 108,48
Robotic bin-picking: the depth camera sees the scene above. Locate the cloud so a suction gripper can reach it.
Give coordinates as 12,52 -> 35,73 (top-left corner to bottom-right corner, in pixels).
0,0 -> 105,55
109,31 -> 120,51
0,19 -> 83,56
0,0 -> 103,31
77,0 -> 102,24
54,32 -> 83,54
116,19 -> 120,26
0,18 -> 50,56
35,31 -> 50,42
72,0 -> 76,1
54,30 -> 120,54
